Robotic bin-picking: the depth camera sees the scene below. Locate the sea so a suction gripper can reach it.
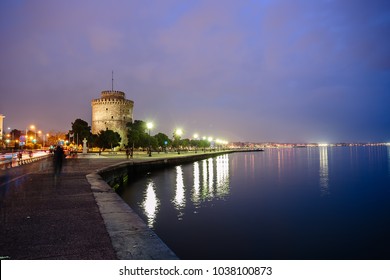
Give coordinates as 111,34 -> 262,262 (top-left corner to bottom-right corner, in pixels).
119,146 -> 390,259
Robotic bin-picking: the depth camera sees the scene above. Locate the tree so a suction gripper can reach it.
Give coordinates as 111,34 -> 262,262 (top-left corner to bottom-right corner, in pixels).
181,138 -> 190,150
10,129 -> 22,140
154,133 -> 171,149
199,139 -> 210,151
190,139 -> 200,151
95,130 -> 121,151
126,120 -> 149,148
46,131 -> 67,147
70,118 -> 91,144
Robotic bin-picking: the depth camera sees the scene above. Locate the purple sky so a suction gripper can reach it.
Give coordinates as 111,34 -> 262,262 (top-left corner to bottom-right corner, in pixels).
1,0 -> 389,143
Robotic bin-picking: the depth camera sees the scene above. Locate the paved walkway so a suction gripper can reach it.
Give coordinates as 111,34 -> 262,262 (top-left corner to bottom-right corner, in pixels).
0,156 -> 130,259
0,151 -> 222,259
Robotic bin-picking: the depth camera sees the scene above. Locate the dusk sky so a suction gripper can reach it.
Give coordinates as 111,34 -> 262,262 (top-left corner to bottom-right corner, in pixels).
1,0 -> 389,143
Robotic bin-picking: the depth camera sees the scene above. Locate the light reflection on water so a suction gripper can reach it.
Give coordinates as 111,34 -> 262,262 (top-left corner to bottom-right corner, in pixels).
192,162 -> 200,206
319,147 -> 329,196
216,154 -> 230,197
141,180 -> 159,228
388,146 -> 390,175
121,147 -> 390,259
173,166 -> 186,218
137,154 -> 231,225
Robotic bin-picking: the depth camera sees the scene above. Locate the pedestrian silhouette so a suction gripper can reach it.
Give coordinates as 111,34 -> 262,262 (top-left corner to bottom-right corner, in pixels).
53,145 -> 65,176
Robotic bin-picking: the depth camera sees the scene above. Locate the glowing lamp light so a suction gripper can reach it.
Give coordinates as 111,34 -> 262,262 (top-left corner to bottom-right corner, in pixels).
146,122 -> 154,130
175,129 -> 183,136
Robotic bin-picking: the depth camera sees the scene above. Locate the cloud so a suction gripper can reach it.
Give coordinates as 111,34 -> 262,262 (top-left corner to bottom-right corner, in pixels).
153,1 -> 247,91
1,0 -> 389,142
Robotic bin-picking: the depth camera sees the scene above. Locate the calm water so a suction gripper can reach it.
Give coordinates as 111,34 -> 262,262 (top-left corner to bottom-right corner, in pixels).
120,146 -> 390,259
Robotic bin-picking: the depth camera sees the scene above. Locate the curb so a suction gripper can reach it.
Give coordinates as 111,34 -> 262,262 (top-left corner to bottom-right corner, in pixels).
86,172 -> 178,260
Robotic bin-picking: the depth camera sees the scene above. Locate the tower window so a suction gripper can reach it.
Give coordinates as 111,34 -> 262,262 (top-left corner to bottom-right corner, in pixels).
106,108 -> 108,111
111,116 -> 113,119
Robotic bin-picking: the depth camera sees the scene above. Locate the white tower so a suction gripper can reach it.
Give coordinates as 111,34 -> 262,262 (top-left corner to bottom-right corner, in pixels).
91,91 -> 134,148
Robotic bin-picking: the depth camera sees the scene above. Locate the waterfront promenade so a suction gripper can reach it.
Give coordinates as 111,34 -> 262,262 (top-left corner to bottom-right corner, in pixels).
0,151 -> 227,260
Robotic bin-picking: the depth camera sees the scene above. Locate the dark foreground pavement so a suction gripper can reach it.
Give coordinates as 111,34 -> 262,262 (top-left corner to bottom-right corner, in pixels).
1,151 -> 225,260
0,157 -> 126,259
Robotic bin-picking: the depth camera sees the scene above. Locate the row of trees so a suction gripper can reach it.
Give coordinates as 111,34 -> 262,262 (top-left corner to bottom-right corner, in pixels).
126,120 -> 213,152
68,119 -> 121,151
69,118 -> 212,152
1,118 -> 214,152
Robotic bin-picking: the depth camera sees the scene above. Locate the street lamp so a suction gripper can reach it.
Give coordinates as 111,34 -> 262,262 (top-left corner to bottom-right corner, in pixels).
174,128 -> 183,154
193,133 -> 199,153
5,133 -> 10,148
176,129 -> 183,137
7,127 -> 13,141
30,125 -> 37,147
38,130 -> 42,146
208,137 -> 213,151
146,122 -> 154,157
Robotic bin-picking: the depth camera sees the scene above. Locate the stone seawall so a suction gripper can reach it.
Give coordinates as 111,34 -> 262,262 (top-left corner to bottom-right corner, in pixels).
99,150 -> 234,190
87,150 -> 234,260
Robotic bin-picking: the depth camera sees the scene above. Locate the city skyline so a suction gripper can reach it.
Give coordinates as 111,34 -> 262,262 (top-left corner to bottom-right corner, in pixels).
1,0 -> 389,143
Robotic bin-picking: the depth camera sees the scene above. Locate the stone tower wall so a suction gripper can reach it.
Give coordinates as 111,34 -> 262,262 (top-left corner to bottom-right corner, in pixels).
91,91 -> 134,148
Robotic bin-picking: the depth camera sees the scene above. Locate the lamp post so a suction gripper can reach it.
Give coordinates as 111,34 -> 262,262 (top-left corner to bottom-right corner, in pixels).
193,133 -> 199,153
30,125 -> 36,147
146,122 -> 153,157
174,128 -> 183,154
5,134 -> 10,148
208,137 -> 213,152
38,130 -> 42,147
7,127 -> 13,141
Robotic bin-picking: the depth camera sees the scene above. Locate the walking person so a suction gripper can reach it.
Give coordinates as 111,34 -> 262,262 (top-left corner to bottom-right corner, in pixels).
125,147 -> 130,159
53,145 -> 65,176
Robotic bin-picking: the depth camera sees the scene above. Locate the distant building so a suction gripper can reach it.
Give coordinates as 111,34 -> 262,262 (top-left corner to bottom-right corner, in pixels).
91,91 -> 134,148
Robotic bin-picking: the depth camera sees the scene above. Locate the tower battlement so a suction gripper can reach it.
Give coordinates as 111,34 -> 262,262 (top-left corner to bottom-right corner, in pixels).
100,90 -> 125,99
91,98 -> 134,106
